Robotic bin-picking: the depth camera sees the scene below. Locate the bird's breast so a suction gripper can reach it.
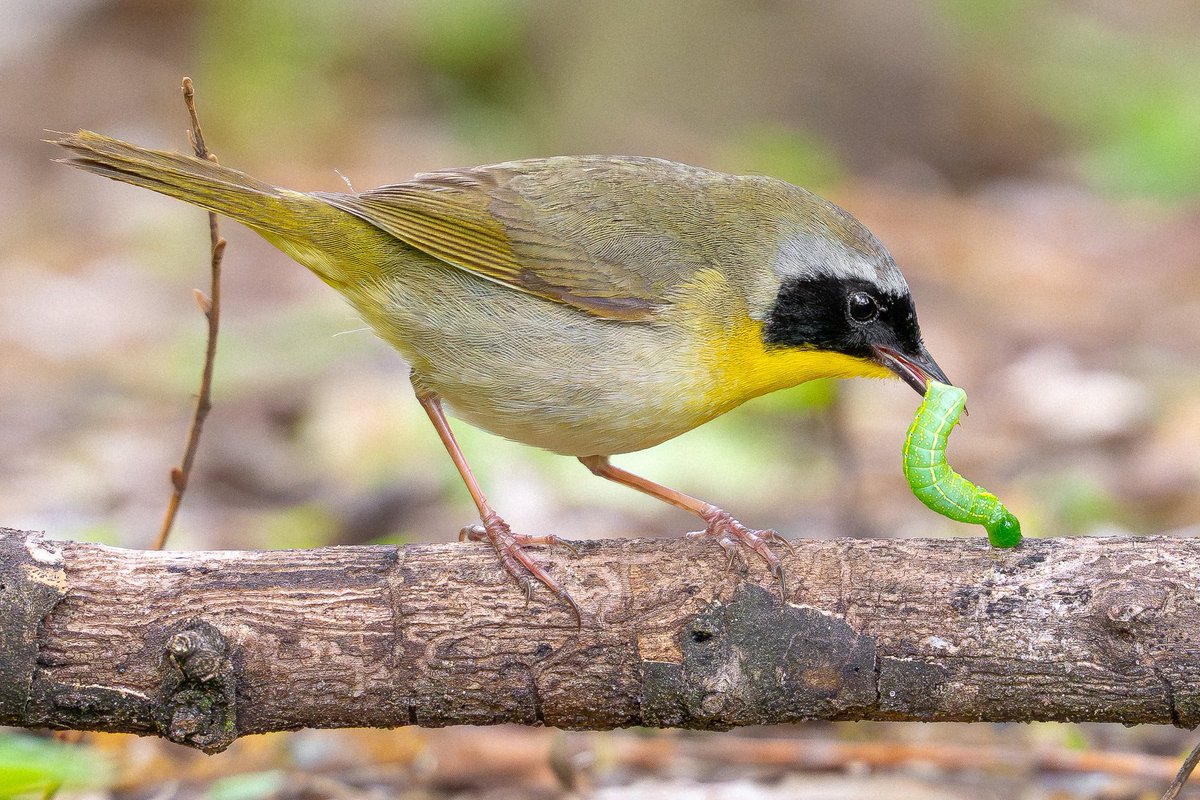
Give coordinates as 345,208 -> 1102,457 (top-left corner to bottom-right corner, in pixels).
336,257 -> 888,457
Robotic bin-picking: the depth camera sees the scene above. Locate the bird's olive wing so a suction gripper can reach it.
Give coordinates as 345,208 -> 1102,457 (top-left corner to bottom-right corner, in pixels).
314,166 -> 668,321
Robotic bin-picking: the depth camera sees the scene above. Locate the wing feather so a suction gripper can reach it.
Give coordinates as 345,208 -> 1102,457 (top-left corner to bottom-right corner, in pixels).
315,165 -> 665,320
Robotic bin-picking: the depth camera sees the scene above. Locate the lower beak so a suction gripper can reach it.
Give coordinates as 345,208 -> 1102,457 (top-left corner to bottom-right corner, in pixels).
873,344 -> 950,396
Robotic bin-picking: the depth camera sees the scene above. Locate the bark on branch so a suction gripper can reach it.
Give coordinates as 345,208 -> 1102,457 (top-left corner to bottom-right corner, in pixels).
1,527 -> 1197,753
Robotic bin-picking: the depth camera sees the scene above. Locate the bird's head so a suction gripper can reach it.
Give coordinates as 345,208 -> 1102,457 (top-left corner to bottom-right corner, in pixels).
761,191 -> 948,395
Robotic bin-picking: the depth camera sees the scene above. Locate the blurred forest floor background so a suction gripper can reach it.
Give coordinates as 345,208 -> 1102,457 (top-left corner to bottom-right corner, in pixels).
1,1 -> 1199,798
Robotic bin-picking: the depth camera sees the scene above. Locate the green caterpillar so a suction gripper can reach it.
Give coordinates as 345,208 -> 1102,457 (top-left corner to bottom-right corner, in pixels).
903,380 -> 1022,547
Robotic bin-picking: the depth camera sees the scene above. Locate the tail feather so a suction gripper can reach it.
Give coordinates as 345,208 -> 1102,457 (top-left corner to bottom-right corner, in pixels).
54,131 -> 310,238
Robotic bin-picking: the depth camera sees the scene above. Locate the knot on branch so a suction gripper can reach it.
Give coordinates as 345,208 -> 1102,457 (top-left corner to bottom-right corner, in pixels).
157,619 -> 237,753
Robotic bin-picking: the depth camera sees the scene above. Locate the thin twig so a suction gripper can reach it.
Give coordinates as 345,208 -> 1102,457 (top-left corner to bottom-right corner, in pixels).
153,77 -> 226,551
1162,738 -> 1200,800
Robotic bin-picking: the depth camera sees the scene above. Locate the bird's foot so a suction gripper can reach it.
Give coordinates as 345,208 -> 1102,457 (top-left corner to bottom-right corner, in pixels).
685,507 -> 793,600
459,513 -> 582,626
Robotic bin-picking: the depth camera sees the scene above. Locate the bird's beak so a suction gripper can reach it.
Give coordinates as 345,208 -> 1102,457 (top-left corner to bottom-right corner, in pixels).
873,344 -> 950,396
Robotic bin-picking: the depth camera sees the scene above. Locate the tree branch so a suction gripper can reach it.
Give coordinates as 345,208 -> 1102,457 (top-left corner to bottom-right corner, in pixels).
1,527 -> 1197,753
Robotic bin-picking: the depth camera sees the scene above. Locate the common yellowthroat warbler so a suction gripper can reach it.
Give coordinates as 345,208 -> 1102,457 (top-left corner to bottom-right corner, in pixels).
55,131 -> 949,620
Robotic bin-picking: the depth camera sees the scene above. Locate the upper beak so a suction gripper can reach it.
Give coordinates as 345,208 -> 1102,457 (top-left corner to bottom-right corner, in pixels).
873,344 -> 950,396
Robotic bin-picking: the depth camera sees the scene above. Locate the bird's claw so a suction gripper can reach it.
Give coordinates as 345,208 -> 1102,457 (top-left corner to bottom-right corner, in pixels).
759,528 -> 795,555
688,509 -> 792,601
460,515 -> 582,626
461,523 -> 580,555
459,523 -> 486,542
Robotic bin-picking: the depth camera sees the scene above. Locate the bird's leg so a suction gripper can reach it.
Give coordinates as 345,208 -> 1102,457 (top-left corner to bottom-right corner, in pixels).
578,455 -> 792,599
411,374 -> 580,624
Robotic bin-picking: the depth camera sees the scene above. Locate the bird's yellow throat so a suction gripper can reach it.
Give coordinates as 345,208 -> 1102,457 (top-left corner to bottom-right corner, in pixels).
677,268 -> 892,415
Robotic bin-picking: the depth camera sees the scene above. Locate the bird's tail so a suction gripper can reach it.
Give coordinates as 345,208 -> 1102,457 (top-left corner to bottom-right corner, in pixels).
54,131 -> 321,243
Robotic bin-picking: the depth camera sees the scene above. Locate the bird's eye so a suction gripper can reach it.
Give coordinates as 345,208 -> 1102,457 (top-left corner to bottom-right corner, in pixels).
847,291 -> 879,323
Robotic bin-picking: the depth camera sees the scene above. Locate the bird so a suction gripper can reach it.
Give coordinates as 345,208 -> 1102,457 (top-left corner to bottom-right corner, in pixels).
54,131 -> 949,622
